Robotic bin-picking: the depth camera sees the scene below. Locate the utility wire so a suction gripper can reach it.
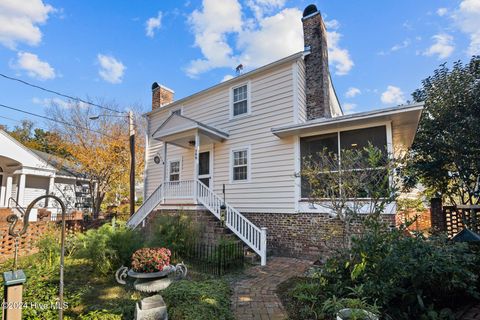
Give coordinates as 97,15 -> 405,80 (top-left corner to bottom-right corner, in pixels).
0,73 -> 124,114
0,103 -> 117,138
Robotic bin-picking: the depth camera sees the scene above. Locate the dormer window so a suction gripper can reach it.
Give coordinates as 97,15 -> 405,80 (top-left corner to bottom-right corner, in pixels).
230,83 -> 251,118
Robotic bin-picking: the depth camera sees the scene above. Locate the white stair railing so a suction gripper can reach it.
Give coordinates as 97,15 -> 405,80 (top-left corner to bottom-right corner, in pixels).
127,179 -> 267,265
195,180 -> 267,266
127,184 -> 163,229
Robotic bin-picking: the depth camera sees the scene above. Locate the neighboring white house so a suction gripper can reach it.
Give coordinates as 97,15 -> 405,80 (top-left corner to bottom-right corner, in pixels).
128,4 -> 423,264
0,129 -> 92,220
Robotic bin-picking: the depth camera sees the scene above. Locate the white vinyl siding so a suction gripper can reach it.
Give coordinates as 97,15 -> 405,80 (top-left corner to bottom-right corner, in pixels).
24,175 -> 49,206
296,59 -> 307,122
145,60 -> 298,213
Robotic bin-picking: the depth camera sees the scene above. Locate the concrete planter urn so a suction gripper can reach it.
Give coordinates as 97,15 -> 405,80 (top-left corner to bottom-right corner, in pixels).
115,248 -> 187,320
336,308 -> 379,320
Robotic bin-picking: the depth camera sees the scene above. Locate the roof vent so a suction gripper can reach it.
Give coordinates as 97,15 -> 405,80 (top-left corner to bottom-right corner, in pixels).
303,4 -> 318,17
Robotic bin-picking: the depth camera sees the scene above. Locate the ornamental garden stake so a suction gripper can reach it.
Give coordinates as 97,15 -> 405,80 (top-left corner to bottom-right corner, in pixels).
3,195 -> 66,320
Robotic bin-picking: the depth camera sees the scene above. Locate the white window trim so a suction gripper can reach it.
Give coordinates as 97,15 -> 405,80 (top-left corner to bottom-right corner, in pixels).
229,81 -> 251,120
167,158 -> 182,182
229,145 -> 251,183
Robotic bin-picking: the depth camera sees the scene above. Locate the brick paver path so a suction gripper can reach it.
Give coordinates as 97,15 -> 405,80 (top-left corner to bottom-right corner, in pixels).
232,257 -> 312,320
462,304 -> 480,320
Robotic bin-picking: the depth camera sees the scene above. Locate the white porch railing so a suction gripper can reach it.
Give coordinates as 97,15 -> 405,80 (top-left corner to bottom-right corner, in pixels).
195,180 -> 267,265
163,180 -> 194,199
127,184 -> 163,229
126,179 -> 267,265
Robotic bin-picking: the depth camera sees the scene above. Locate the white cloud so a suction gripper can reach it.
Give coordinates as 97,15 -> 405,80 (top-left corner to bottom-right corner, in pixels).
452,0 -> 480,55
327,30 -> 354,75
381,85 -> 405,105
345,87 -> 361,98
97,54 -> 126,84
246,0 -> 286,19
343,103 -> 356,114
423,33 -> 454,59
391,39 -> 411,51
32,97 -> 89,108
237,8 -> 303,69
221,74 -> 234,82
145,11 -> 162,37
186,1 -> 353,77
437,8 -> 448,16
13,51 -> 56,80
0,0 -> 54,49
186,0 -> 243,77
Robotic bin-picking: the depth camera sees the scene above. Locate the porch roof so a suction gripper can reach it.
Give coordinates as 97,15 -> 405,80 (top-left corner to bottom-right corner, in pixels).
152,114 -> 229,147
271,103 -> 424,150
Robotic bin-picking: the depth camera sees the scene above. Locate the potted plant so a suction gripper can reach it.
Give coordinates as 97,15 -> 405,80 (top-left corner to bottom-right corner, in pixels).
131,247 -> 171,273
323,298 -> 379,320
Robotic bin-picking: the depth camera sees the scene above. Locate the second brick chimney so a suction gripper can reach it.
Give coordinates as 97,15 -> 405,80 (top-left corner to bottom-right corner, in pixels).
302,4 -> 332,120
152,82 -> 175,111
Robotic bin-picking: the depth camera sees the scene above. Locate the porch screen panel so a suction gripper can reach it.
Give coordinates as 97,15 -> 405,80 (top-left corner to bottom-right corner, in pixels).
199,152 -> 210,175
300,133 -> 338,198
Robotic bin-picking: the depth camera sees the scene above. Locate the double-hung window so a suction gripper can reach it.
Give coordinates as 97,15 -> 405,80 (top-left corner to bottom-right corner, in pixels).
169,160 -> 180,181
232,148 -> 249,181
232,84 -> 249,117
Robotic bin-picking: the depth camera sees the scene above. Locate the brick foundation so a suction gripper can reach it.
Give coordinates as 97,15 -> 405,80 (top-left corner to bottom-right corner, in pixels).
243,212 -> 395,259
145,209 -> 395,260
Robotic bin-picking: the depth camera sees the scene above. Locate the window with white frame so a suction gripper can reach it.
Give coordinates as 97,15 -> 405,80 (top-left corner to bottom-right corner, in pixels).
169,160 -> 180,181
232,84 -> 248,117
232,149 -> 249,181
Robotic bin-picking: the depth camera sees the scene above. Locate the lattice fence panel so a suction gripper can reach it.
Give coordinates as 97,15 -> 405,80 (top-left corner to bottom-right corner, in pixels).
444,206 -> 480,238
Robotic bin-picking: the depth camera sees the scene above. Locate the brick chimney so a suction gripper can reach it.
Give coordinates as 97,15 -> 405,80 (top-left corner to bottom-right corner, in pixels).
302,4 -> 332,120
152,82 -> 174,111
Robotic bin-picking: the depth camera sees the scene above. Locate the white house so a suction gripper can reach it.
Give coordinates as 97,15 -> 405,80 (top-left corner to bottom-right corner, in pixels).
0,129 -> 91,220
128,4 -> 423,264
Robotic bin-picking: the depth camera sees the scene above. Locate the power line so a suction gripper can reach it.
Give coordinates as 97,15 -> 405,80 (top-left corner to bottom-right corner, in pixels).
0,73 -> 124,114
0,103 -> 116,138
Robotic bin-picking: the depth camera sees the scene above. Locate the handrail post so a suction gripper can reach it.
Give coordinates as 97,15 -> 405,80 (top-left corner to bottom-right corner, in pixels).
194,180 -> 198,204
260,227 -> 267,266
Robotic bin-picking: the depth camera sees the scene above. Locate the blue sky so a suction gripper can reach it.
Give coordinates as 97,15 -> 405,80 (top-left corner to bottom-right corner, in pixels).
0,0 -> 479,129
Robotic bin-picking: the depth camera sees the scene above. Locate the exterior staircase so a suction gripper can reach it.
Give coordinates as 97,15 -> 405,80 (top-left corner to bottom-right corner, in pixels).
127,179 -> 267,265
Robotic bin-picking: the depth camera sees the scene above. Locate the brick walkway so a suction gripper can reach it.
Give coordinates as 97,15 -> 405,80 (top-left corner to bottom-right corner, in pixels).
232,257 -> 312,320
462,304 -> 480,320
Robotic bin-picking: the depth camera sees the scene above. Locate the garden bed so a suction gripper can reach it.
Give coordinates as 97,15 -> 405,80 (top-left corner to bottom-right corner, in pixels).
0,254 -> 234,319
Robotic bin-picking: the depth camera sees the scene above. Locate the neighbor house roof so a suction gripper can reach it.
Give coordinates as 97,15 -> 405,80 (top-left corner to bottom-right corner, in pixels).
30,149 -> 87,179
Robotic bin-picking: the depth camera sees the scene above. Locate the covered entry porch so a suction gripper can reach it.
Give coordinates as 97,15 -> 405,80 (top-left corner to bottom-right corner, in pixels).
151,113 -> 229,202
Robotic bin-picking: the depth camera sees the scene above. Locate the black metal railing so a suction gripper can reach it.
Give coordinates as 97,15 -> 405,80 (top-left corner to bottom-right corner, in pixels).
174,241 -> 245,276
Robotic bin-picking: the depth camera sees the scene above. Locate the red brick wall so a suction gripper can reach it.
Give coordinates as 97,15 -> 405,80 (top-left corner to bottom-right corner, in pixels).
243,212 -> 395,259
395,209 -> 431,233
145,209 -> 396,260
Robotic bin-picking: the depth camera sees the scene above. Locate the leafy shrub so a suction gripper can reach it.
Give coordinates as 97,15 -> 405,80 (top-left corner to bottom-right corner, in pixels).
282,217 -> 480,320
131,247 -> 171,273
75,221 -> 144,275
161,279 -> 234,320
77,310 -> 122,320
146,213 -> 200,260
37,231 -> 60,267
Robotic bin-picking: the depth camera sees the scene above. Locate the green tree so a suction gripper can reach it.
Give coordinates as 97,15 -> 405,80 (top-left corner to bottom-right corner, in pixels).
406,56 -> 480,205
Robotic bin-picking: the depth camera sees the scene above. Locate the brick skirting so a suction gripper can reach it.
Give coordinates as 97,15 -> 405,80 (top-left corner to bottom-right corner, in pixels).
146,209 -> 395,260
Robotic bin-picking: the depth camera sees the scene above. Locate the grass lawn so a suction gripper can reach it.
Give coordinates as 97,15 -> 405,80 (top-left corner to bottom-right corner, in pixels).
0,254 -> 234,319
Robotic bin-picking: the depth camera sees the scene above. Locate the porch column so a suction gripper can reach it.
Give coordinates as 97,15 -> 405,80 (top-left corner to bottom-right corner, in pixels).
4,176 -> 13,207
162,142 -> 167,203
193,132 -> 200,203
45,176 -> 55,207
17,174 -> 26,206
